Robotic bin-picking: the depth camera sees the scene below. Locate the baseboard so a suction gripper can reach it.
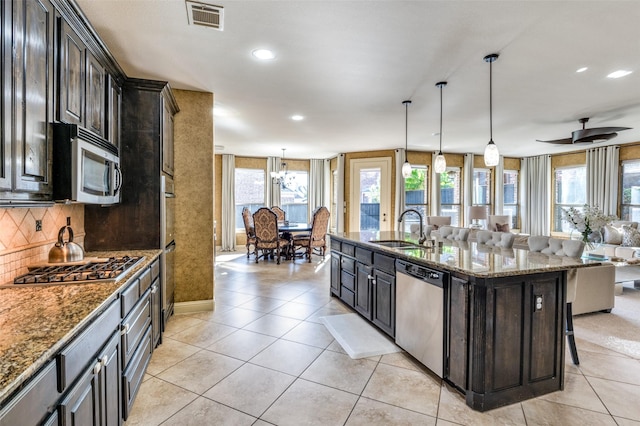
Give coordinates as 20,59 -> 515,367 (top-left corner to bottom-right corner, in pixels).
174,299 -> 214,314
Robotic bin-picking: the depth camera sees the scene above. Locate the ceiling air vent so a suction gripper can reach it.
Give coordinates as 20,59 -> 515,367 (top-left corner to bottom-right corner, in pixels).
186,1 -> 224,30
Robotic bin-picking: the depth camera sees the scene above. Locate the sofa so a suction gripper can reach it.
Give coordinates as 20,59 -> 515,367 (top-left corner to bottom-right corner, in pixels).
595,220 -> 640,261
527,235 -> 615,315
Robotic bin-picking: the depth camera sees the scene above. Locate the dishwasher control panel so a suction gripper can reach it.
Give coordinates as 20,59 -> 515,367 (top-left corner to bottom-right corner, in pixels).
396,260 -> 448,287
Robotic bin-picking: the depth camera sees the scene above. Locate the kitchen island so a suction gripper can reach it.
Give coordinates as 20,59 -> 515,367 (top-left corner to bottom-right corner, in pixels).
329,231 -> 600,412
0,249 -> 162,425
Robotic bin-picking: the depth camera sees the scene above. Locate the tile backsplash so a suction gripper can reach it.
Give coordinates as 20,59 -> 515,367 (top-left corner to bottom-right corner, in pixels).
0,204 -> 85,284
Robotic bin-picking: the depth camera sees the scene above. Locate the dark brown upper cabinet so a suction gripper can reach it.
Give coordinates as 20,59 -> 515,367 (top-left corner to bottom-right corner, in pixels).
5,0 -> 55,199
58,17 -> 84,126
57,17 -> 106,139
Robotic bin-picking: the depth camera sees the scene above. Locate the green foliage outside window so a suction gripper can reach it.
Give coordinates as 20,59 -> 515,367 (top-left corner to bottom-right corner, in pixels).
404,169 -> 425,191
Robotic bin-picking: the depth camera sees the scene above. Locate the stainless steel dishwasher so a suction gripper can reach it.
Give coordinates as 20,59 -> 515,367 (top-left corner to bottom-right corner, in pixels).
395,259 -> 448,378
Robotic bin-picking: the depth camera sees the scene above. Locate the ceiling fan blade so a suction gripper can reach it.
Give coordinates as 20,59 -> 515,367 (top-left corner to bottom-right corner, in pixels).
536,137 -> 573,144
572,126 -> 631,143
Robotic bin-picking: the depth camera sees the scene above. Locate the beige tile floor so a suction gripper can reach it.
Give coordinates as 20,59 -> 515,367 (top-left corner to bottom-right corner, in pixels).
125,252 -> 640,425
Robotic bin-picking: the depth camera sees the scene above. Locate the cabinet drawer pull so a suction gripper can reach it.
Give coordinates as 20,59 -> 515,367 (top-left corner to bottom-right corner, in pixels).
367,274 -> 374,280
121,323 -> 130,335
93,361 -> 102,375
151,284 -> 158,294
101,355 -> 109,366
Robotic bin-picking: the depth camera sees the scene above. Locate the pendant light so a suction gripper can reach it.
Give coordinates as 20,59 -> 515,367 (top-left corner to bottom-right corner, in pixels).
484,53 -> 500,167
401,100 -> 412,178
434,81 -> 447,174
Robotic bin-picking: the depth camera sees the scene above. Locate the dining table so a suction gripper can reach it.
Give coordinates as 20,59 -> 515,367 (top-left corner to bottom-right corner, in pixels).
278,223 -> 312,259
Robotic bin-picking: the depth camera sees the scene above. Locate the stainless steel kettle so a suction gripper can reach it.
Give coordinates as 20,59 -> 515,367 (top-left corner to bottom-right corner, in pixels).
48,225 -> 85,263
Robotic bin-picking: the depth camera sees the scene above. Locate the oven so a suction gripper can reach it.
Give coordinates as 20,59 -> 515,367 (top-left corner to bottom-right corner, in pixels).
161,175 -> 176,326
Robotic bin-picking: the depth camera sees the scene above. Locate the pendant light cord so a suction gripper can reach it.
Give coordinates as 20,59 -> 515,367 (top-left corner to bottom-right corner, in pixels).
439,85 -> 443,153
403,100 -> 411,160
489,58 -> 493,143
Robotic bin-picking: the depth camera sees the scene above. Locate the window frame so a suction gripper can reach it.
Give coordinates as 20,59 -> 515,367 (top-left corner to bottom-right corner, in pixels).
234,167 -> 266,231
620,159 -> 640,222
403,164 -> 429,232
553,165 -> 587,233
439,166 -> 461,226
503,169 -> 519,230
280,170 -> 309,224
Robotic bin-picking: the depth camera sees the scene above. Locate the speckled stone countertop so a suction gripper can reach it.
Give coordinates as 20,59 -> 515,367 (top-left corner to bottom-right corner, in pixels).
0,249 -> 161,404
331,231 -> 601,278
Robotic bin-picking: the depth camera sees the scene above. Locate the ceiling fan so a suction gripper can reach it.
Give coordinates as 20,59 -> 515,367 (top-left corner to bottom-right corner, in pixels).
536,117 -> 631,144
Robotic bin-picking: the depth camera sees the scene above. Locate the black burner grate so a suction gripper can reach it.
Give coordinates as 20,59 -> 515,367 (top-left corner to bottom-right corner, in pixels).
13,256 -> 144,285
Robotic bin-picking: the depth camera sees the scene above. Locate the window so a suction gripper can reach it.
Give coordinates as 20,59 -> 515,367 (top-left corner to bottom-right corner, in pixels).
403,165 -> 428,232
440,167 -> 461,226
472,168 -> 491,227
553,166 -> 586,232
503,170 -> 519,230
235,168 -> 265,230
621,160 -> 640,222
281,171 -> 309,223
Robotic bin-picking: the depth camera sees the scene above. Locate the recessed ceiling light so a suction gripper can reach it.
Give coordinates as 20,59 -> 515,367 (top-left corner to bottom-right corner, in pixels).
607,70 -> 632,79
291,115 -> 304,121
576,67 -> 588,73
252,49 -> 275,60
432,132 -> 440,136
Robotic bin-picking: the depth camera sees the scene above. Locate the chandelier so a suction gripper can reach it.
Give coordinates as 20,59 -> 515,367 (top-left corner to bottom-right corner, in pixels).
270,148 -> 288,187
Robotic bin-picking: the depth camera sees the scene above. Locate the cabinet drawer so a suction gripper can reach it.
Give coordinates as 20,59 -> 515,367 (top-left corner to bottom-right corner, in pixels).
373,252 -> 395,274
0,360 -> 60,426
121,292 -> 152,367
121,277 -> 140,318
341,271 -> 355,292
122,326 -> 152,420
341,288 -> 355,306
342,243 -> 355,257
341,256 -> 355,273
58,299 -> 120,392
151,257 -> 160,281
330,239 -> 341,252
355,247 -> 373,264
139,267 -> 153,294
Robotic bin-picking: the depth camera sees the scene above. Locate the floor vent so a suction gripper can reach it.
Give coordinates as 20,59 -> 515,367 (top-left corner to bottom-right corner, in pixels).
186,1 -> 224,30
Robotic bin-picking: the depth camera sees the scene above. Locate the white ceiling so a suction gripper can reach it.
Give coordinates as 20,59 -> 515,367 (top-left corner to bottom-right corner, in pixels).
76,0 -> 640,160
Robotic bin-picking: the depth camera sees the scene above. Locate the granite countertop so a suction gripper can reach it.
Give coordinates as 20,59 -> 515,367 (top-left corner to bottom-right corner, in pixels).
331,231 -> 601,278
0,249 -> 162,403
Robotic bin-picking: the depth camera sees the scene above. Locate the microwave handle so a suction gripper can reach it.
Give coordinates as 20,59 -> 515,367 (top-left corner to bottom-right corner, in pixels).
114,164 -> 123,195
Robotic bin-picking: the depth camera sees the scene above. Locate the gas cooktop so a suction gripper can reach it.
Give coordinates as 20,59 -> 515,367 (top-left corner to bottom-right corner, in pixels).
13,256 -> 145,285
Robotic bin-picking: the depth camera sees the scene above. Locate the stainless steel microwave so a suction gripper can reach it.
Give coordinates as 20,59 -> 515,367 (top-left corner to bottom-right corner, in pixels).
52,123 -> 122,204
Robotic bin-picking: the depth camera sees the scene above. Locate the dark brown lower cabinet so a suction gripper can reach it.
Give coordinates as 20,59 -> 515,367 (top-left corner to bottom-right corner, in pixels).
355,262 -> 372,318
330,253 -> 340,296
59,331 -> 121,426
122,328 -> 153,420
372,268 -> 395,336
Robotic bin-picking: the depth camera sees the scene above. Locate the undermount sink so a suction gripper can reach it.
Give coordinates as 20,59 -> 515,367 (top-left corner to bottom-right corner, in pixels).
369,240 -> 422,249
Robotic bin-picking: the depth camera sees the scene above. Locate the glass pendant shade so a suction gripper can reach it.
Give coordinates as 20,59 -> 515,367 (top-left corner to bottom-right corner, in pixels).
484,140 -> 500,166
434,153 -> 447,173
402,160 -> 412,178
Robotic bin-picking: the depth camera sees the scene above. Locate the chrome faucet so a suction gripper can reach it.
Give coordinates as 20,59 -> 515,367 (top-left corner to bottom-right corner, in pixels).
398,209 -> 426,245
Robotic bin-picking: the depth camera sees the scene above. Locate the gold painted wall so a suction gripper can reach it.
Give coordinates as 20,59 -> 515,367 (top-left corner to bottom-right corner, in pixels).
620,142 -> 640,161
173,89 -> 214,303
551,151 -> 586,169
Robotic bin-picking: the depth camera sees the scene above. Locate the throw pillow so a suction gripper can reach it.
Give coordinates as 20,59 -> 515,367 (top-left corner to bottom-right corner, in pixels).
622,225 -> 640,247
432,224 -> 439,230
603,225 -> 623,245
495,222 -> 510,232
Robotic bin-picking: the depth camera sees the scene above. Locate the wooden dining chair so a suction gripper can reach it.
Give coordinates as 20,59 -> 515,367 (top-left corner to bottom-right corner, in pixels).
253,207 -> 289,264
292,207 -> 330,262
271,206 -> 286,222
241,207 -> 256,258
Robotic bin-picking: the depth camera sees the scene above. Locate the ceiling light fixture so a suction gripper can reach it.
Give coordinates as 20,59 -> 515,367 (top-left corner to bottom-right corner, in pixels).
402,100 -> 412,179
483,53 -> 500,167
576,67 -> 588,73
607,70 -> 632,79
434,81 -> 447,174
252,49 -> 275,60
291,115 -> 304,121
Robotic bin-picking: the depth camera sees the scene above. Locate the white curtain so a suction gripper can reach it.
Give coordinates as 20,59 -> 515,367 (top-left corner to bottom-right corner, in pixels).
587,146 -> 619,216
431,152 -> 441,216
395,149 -> 406,231
221,154 -> 236,251
521,155 -> 551,235
336,154 -> 345,233
266,156 -> 281,207
309,159 -> 329,215
494,155 -> 504,215
463,153 -> 474,227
